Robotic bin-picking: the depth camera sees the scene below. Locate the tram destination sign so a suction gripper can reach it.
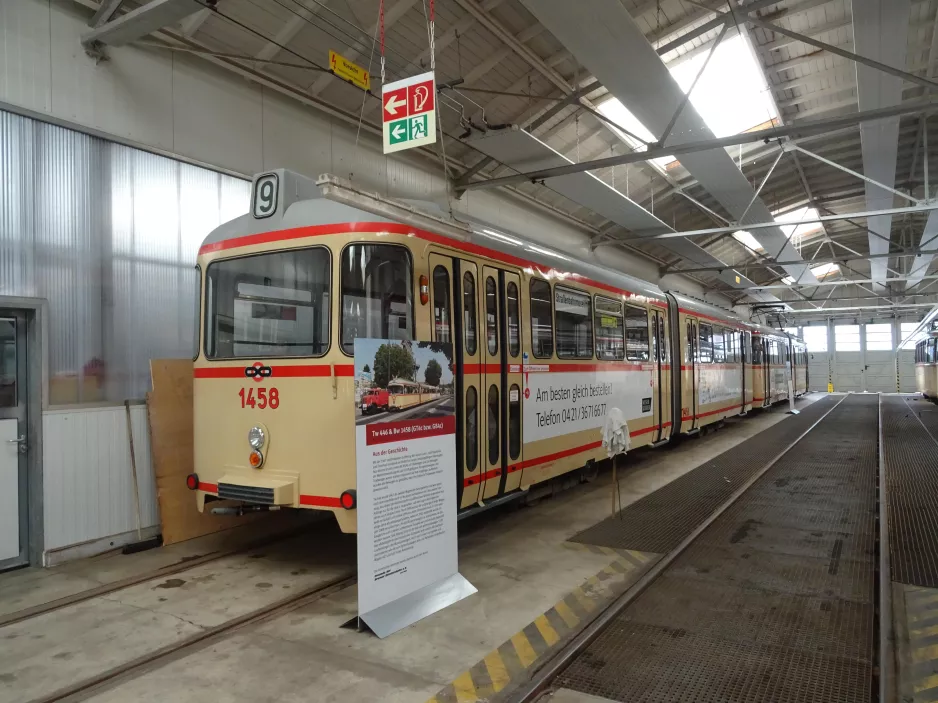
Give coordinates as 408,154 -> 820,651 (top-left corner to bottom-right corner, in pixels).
382,71 -> 437,155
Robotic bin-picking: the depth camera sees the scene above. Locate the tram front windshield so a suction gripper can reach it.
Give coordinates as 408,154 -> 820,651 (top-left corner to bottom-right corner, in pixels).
204,248 -> 331,358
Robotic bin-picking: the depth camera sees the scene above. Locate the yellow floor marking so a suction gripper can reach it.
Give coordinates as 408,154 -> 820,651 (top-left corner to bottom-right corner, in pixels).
573,586 -> 597,613
908,592 -> 938,609
910,623 -> 938,639
534,613 -> 560,647
484,651 -> 511,694
452,671 -> 477,703
912,643 -> 938,664
617,558 -> 635,571
554,599 -> 579,628
906,610 -> 938,624
603,563 -> 619,576
511,631 -> 538,668
629,550 -> 650,563
587,574 -> 601,588
914,674 -> 938,693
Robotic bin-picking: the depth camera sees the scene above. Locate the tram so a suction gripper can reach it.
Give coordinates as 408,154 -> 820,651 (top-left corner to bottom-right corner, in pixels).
188,171 -> 808,532
915,321 -> 938,399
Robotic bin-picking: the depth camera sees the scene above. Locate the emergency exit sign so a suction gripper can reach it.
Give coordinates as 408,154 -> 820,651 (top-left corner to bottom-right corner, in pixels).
382,71 -> 436,155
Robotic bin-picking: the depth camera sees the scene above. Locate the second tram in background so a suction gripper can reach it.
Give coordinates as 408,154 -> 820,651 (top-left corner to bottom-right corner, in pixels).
188,170 -> 809,532
915,320 -> 938,399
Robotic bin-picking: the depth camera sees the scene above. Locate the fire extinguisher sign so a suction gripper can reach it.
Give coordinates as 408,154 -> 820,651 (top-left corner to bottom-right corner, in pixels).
382,71 -> 437,155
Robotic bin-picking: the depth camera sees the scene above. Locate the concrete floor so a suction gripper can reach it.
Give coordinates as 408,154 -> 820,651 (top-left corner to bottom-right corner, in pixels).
0,397 -> 820,703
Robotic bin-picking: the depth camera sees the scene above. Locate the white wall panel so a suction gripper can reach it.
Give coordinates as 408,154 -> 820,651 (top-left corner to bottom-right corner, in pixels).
0,0 -> 52,113
42,405 -> 158,552
49,1 -> 174,151
261,92 -> 333,179
172,55 -> 263,176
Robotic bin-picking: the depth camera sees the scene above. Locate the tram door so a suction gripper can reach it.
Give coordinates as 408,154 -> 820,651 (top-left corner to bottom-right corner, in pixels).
437,255 -> 483,509
687,318 -> 699,430
651,310 -> 668,442
478,265 -> 523,500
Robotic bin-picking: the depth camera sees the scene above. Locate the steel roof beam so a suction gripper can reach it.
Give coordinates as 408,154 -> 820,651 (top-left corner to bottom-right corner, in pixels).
81,0 -> 203,47
667,250 -> 922,275
457,99 -> 938,191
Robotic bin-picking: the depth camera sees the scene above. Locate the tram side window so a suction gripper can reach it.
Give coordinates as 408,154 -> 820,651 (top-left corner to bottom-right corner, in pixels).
486,277 -> 498,355
698,324 -> 713,363
686,322 -> 694,363
509,384 -> 521,460
530,280 -> 554,358
594,296 -> 624,361
726,330 -> 737,363
432,266 -> 451,343
741,332 -> 748,363
555,286 -> 593,359
929,339 -> 937,364
205,247 -> 331,359
193,265 -> 202,361
625,305 -> 650,361
751,337 -> 763,365
340,244 -> 413,355
488,385 -> 499,466
465,386 -> 478,471
712,326 -> 725,363
463,272 -> 477,356
507,282 -> 520,358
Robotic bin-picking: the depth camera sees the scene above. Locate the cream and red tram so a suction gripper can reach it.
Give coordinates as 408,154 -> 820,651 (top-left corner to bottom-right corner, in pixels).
189,171 -> 807,531
915,320 -> 938,399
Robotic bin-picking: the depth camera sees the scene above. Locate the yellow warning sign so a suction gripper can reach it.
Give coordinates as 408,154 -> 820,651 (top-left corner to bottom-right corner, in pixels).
329,50 -> 370,91
827,382 -> 834,393
735,275 -> 741,284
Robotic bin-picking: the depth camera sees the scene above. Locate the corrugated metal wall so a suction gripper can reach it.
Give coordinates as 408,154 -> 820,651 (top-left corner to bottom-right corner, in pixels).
0,109 -> 250,403
42,404 -> 157,552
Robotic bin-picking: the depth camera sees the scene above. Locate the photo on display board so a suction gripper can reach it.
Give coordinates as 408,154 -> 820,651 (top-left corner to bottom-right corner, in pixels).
353,338 -> 455,426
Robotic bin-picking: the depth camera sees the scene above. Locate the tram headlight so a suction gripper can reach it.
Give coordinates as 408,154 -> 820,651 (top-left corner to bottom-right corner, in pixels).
248,426 -> 266,449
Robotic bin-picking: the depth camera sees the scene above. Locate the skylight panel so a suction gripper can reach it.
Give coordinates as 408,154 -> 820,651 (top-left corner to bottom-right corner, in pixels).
781,275 -> 795,285
596,99 -> 674,170
773,206 -> 823,243
668,33 -> 778,139
732,230 -> 764,253
811,262 -> 840,278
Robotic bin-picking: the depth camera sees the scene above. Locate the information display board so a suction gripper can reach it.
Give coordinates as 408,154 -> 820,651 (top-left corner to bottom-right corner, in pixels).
354,338 -> 475,637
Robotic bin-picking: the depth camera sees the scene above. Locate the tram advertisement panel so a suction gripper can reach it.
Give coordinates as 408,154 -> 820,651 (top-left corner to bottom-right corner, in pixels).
522,360 -> 654,443
353,338 -> 473,637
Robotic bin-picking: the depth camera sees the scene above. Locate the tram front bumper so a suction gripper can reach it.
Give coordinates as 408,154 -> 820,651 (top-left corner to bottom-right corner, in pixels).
216,472 -> 297,506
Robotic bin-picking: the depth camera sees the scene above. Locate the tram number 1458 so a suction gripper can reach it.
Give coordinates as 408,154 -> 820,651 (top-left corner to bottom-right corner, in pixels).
239,387 -> 280,409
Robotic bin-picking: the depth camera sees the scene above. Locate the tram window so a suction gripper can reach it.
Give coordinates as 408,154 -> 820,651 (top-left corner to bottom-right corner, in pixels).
741,332 -> 748,363
594,296 -> 624,361
507,282 -> 520,358
555,287 -> 593,359
488,385 -> 499,466
205,247 -> 331,359
686,322 -> 694,363
658,316 -> 669,362
465,386 -> 478,471
752,337 -> 763,365
698,324 -> 713,363
625,305 -> 649,361
509,384 -> 521,460
192,265 -> 202,361
929,339 -> 937,364
725,330 -> 737,363
712,326 -> 725,363
486,277 -> 498,355
340,244 -> 412,355
432,266 -> 451,344
530,280 -> 554,358
463,272 -> 477,356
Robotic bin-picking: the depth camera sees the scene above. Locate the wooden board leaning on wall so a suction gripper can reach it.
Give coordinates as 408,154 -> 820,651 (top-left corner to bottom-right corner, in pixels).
147,359 -> 276,545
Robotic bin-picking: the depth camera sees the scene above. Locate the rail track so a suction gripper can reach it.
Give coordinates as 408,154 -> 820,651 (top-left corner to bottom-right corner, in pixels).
508,393 -> 891,703
29,571 -> 357,703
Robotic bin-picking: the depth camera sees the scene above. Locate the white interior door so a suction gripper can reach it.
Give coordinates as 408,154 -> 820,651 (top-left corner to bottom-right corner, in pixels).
0,313 -> 28,568
0,419 -> 20,562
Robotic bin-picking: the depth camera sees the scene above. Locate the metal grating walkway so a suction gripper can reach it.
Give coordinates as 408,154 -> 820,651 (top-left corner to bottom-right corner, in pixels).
570,396 -> 839,553
883,395 -> 938,587
556,394 -> 879,703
